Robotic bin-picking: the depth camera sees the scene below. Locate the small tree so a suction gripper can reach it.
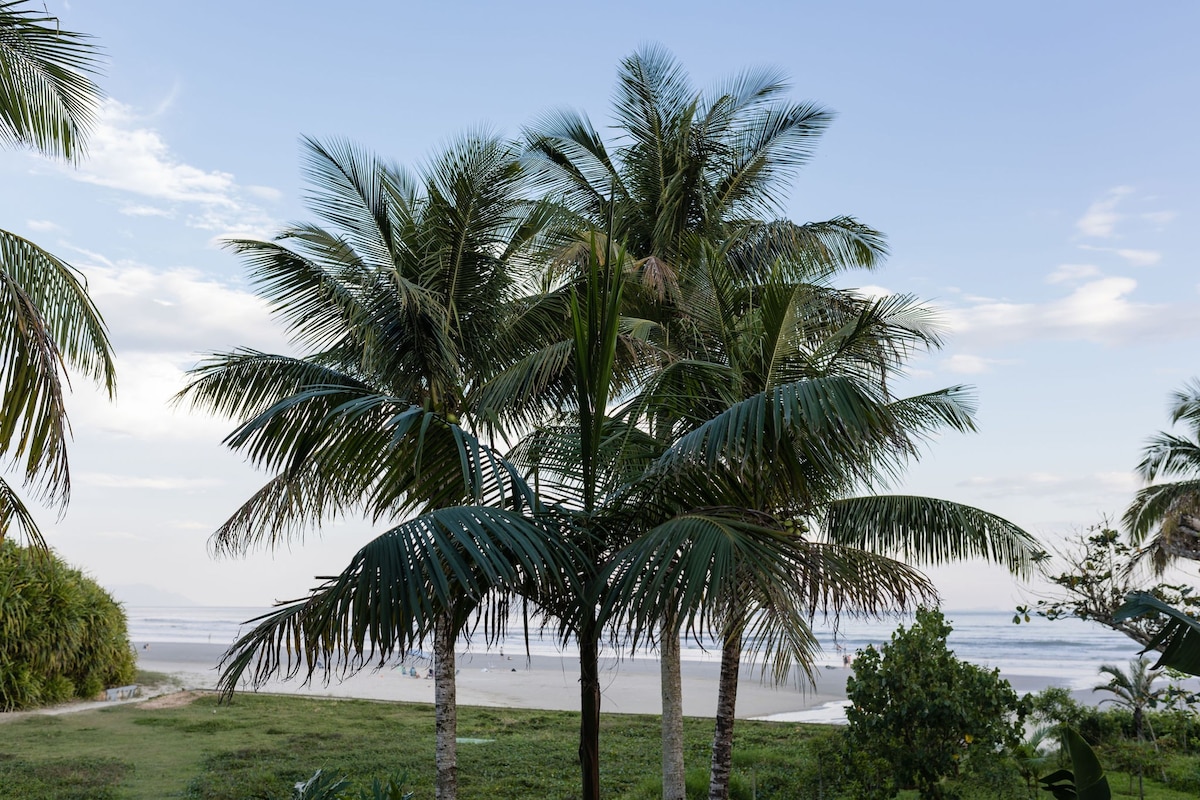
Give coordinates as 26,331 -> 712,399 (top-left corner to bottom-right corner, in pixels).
846,608 -> 1025,799
0,540 -> 135,709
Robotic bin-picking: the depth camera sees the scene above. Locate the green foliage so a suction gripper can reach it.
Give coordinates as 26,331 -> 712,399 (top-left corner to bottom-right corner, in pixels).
278,768 -> 413,800
0,755 -> 129,800
0,540 -> 135,710
845,608 -> 1026,799
1017,522 -> 1200,653
1038,727 -> 1111,800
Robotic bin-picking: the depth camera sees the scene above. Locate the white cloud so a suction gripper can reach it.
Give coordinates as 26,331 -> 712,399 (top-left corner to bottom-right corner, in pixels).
80,473 -> 223,490
941,354 -> 1012,374
26,219 -> 60,232
57,99 -> 279,240
77,260 -> 287,354
1115,248 -> 1161,267
57,261 -> 294,443
1142,211 -> 1177,227
77,101 -> 238,204
1075,187 -> 1176,241
1076,186 -> 1132,238
1046,264 -> 1101,284
853,284 -> 892,299
941,275 -> 1200,347
246,185 -> 283,202
958,471 -> 1138,500
1077,246 -> 1162,268
120,204 -> 174,218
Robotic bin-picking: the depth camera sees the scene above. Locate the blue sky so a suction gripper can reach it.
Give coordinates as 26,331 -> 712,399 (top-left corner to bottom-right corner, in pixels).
3,1 -> 1197,608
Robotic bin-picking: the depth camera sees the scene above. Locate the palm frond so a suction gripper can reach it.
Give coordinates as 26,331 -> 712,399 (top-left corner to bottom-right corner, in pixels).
0,229 -> 114,502
297,136 -> 406,269
217,505 -> 578,696
0,477 -> 44,548
603,512 -> 933,683
0,1 -> 102,161
663,375 -> 895,490
178,350 -> 371,422
1123,480 -> 1200,567
1135,432 -> 1200,482
522,108 -> 620,219
823,495 -> 1038,577
208,462 -> 359,557
1114,593 -> 1200,677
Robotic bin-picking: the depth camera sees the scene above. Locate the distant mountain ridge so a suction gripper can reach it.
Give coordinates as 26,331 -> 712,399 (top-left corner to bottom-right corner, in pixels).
107,583 -> 198,607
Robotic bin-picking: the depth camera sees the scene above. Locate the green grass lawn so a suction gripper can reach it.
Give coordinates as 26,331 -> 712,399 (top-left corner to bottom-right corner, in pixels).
0,692 -> 821,799
1,692 -> 1197,799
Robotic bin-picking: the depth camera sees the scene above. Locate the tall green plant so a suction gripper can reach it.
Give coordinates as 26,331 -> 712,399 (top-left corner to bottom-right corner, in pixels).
1039,728 -> 1112,800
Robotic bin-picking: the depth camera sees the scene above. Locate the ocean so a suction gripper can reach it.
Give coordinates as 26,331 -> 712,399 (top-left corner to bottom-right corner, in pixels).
125,605 -> 1150,695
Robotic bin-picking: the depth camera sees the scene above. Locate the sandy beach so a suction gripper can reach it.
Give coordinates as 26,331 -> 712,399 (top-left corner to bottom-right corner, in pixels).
136,641 -> 1089,724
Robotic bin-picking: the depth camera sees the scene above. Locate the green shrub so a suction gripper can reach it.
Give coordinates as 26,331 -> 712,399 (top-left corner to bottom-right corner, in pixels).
845,608 -> 1026,800
0,540 -> 136,710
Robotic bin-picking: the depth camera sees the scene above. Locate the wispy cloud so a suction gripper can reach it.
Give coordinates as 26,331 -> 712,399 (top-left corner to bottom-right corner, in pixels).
940,354 -> 1014,374
1076,186 -> 1132,238
1077,245 -> 1161,268
1046,264 -> 1101,284
75,260 -> 287,354
26,219 -> 61,232
57,99 -> 279,240
80,473 -> 224,490
120,204 -> 174,218
958,471 -> 1139,500
1075,187 -> 1175,242
1115,248 -> 1162,267
941,275 -> 1200,347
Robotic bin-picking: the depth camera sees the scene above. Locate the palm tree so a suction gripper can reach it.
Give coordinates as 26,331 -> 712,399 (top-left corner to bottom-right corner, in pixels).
1124,379 -> 1200,571
612,251 -> 1036,800
1094,657 -> 1165,799
524,47 -> 1038,800
0,1 -> 114,548
179,135 -> 568,800
522,45 -> 890,800
1094,657 -> 1164,742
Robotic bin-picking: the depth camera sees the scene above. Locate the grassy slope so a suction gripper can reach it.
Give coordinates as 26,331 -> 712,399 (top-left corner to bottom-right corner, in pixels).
0,693 -> 1195,799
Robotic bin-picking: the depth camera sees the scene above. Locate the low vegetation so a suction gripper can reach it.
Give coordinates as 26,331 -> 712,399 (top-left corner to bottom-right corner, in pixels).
2,690 -> 1200,799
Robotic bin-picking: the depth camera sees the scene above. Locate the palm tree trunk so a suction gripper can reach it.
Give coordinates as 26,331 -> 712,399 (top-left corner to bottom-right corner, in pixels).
580,612 -> 602,800
708,629 -> 742,800
661,612 -> 686,800
434,610 -> 458,800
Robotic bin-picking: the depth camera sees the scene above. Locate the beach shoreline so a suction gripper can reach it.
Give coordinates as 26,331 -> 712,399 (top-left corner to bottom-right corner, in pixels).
135,641 -> 1089,724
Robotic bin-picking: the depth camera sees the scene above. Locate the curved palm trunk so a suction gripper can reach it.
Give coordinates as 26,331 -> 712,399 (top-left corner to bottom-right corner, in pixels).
434,610 -> 458,800
660,612 -> 686,800
708,629 -> 742,800
580,611 -> 602,800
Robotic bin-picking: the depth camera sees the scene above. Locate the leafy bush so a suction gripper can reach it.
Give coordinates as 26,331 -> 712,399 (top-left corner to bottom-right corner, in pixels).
845,608 -> 1026,799
0,540 -> 136,710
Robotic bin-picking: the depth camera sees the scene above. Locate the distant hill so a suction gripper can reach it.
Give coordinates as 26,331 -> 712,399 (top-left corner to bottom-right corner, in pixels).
107,583 -> 198,607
